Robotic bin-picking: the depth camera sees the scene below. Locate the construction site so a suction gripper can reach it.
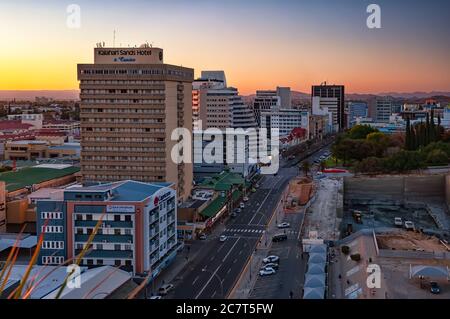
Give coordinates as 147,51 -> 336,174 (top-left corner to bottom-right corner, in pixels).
343,174 -> 450,240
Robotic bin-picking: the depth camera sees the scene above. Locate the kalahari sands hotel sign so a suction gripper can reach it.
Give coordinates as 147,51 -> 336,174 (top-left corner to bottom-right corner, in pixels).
94,46 -> 164,64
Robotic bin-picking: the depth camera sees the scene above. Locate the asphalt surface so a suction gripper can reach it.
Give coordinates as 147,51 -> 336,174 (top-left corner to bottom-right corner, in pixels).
170,144 -> 332,299
171,165 -> 296,299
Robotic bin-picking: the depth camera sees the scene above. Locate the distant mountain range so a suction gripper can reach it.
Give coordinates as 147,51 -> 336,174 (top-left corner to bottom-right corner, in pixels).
0,90 -> 449,104
245,91 -> 450,104
0,90 -> 79,101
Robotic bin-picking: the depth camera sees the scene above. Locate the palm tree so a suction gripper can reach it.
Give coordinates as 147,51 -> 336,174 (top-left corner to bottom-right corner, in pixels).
319,160 -> 326,172
300,161 -> 311,177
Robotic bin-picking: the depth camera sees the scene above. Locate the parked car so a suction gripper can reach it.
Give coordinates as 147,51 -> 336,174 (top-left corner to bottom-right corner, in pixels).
255,183 -> 260,188
430,282 -> 441,294
219,235 -> 227,242
158,284 -> 174,296
230,212 -> 237,218
277,222 -> 290,229
394,217 -> 403,227
263,255 -> 280,264
404,221 -> 415,231
240,202 -> 245,209
243,196 -> 249,202
261,262 -> 279,271
150,295 -> 162,299
259,267 -> 276,277
234,208 -> 241,213
272,234 -> 288,242
198,233 -> 207,240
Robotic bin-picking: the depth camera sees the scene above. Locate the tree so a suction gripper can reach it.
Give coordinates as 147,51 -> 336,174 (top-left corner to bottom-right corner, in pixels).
319,160 -> 327,172
354,157 -> 384,174
348,125 -> 379,140
426,149 -> 448,166
301,161 -> 311,177
405,117 -> 413,150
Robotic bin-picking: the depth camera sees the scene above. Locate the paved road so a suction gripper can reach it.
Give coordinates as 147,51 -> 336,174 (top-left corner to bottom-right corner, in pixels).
249,207 -> 306,299
169,144 -> 330,299
171,165 -> 296,299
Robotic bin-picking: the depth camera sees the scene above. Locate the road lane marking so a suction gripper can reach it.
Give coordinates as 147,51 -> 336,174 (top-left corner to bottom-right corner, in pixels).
222,238 -> 240,262
192,275 -> 199,285
248,190 -> 272,224
195,264 -> 221,299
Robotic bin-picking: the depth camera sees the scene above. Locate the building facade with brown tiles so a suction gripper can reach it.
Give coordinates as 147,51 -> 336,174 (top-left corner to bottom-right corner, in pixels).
77,45 -> 194,201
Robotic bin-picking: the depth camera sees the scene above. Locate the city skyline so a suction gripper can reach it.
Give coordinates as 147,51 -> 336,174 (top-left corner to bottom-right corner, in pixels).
1,0 -> 449,95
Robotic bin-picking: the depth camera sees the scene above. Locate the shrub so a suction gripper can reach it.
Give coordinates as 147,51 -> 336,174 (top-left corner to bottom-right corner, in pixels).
341,245 -> 350,255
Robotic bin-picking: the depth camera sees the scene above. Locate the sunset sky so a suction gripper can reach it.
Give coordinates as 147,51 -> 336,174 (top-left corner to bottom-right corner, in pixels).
0,0 -> 449,95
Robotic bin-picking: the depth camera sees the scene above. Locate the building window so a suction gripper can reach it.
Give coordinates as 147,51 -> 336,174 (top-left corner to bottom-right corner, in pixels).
114,215 -> 120,222
124,215 -> 131,222
114,229 -> 121,235
86,214 -> 93,221
97,259 -> 103,265
114,244 -> 121,251
115,260 -> 121,266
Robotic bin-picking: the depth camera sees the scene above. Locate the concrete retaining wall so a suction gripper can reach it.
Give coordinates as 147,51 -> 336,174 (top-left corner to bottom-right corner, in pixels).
344,175 -> 445,205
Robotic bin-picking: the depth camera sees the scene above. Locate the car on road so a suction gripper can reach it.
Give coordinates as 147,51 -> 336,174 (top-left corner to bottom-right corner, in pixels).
198,233 -> 207,240
394,217 -> 403,227
243,196 -> 249,202
259,267 -> 276,277
288,155 -> 295,160
260,262 -> 279,271
150,295 -> 162,299
158,284 -> 174,296
263,255 -> 280,264
255,183 -> 260,188
430,282 -> 441,294
234,208 -> 241,213
219,235 -> 227,242
230,212 -> 237,218
272,234 -> 288,242
240,202 -> 245,209
404,221 -> 415,231
277,222 -> 290,229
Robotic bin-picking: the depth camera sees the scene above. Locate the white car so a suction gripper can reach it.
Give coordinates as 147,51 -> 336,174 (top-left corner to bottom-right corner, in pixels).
243,196 -> 249,202
404,221 -> 415,231
150,295 -> 162,299
219,235 -> 227,242
240,202 -> 245,209
259,267 -> 276,276
263,255 -> 280,264
394,217 -> 403,227
277,222 -> 290,229
158,284 -> 174,296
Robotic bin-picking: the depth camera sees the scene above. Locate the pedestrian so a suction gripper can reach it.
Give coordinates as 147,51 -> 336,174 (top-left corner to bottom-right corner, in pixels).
338,274 -> 341,280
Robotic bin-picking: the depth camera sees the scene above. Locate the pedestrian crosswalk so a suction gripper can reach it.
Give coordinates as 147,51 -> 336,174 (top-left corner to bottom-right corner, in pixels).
225,228 -> 298,235
226,228 -> 265,234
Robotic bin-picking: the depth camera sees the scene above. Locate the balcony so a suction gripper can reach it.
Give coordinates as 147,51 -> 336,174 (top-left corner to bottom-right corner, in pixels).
74,234 -> 133,244
74,220 -> 133,228
75,249 -> 133,259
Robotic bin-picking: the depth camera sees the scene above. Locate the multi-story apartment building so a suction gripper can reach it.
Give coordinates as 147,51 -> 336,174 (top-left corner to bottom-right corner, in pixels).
252,87 -> 292,126
193,72 -> 256,130
312,84 -> 345,131
77,45 -> 194,201
375,97 -> 394,123
36,180 -> 177,276
192,71 -> 257,177
348,102 -> 368,127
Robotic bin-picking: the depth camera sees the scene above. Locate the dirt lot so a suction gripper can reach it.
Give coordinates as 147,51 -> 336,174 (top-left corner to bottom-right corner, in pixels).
377,231 -> 449,252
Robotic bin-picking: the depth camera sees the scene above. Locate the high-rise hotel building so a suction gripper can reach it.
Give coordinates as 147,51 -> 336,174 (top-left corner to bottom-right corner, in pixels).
78,45 -> 194,201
